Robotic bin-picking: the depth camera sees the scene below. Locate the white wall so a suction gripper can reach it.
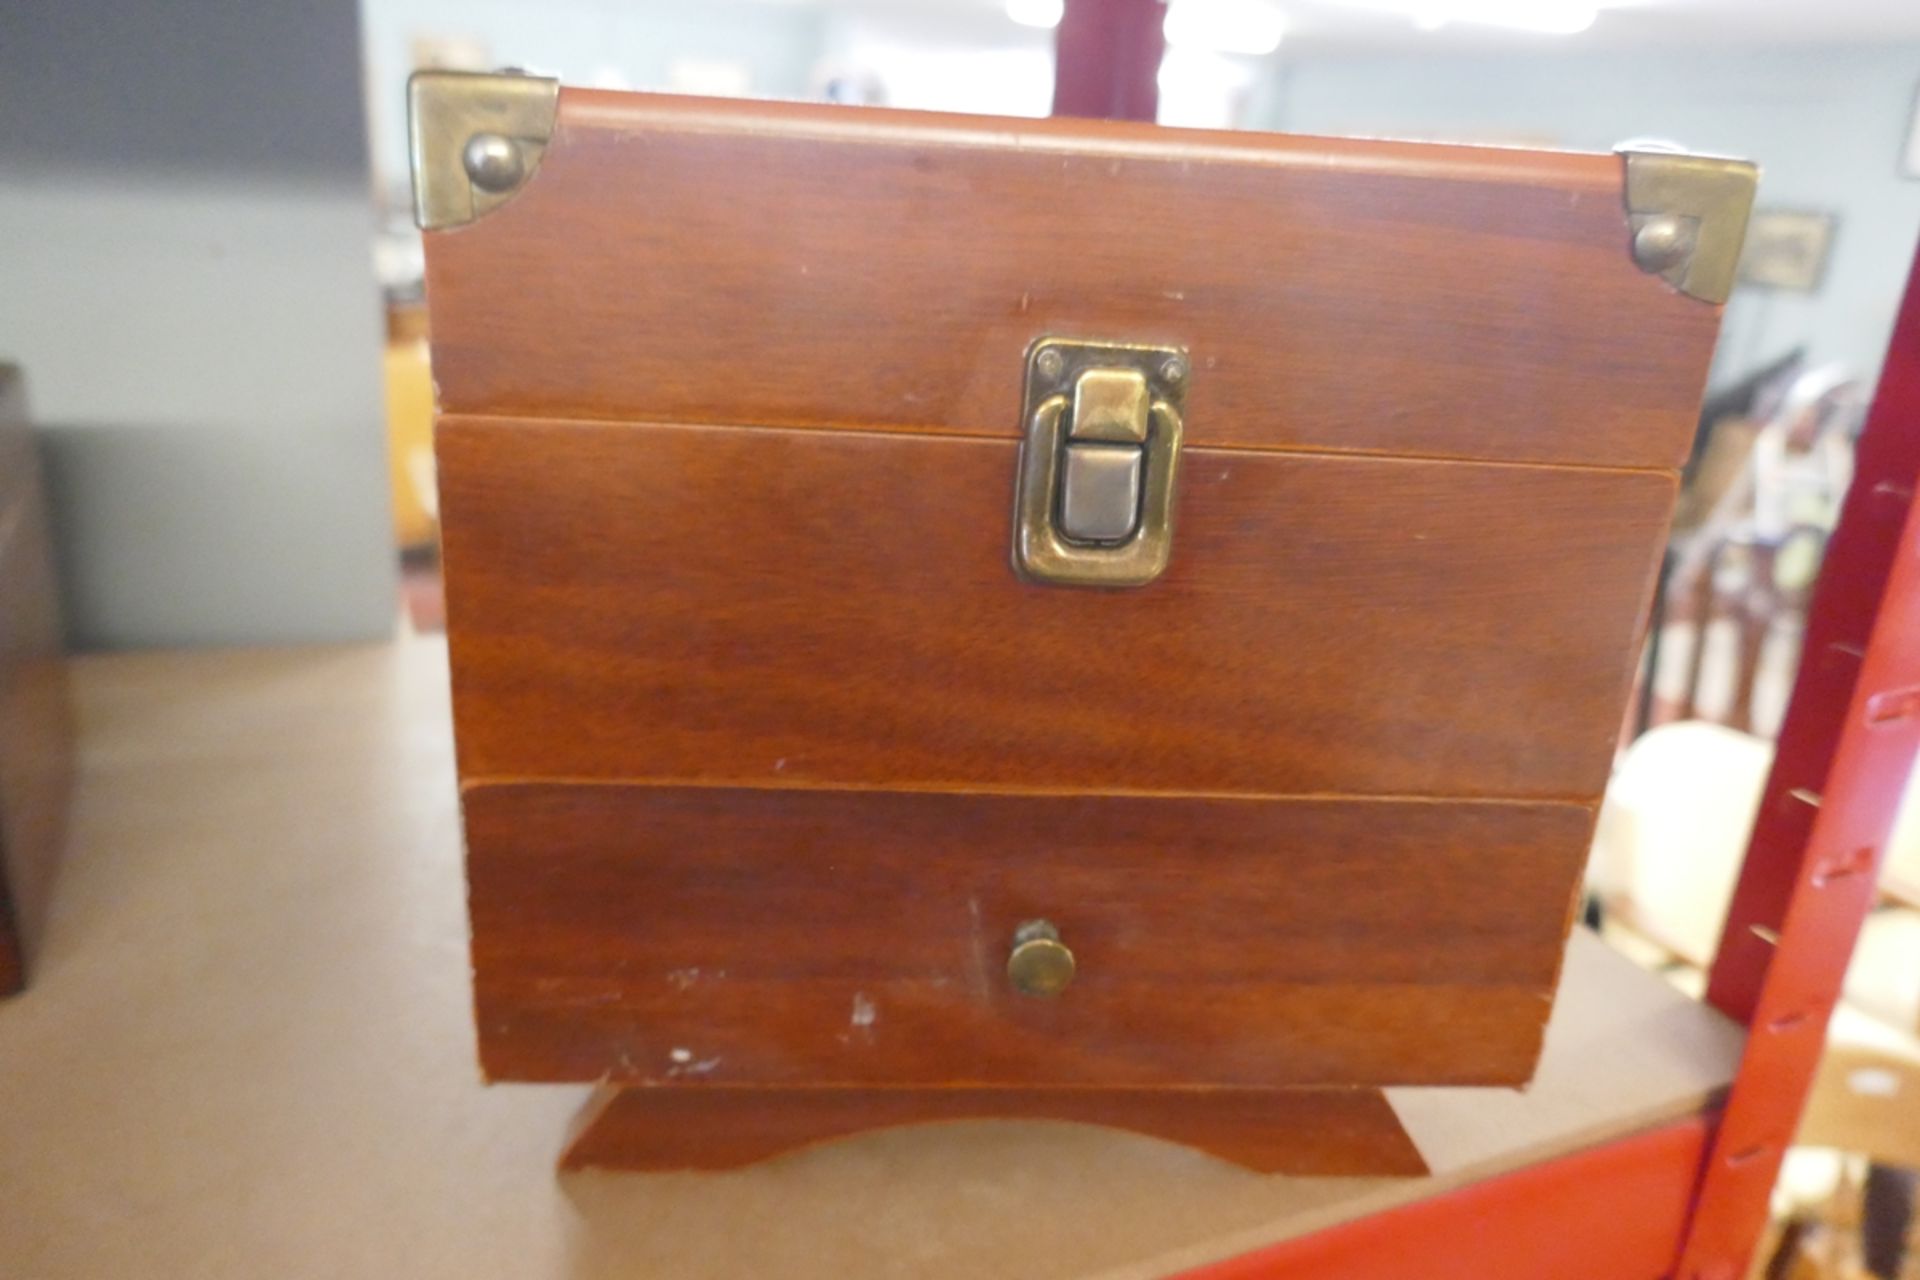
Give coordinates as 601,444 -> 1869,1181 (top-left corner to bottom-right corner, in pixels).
1259,42 -> 1920,390
811,8 -> 1057,118
0,1 -> 396,649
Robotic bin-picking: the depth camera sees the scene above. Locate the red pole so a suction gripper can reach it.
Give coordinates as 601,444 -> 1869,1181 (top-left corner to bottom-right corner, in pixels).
1705,239 -> 1920,1023
1680,238 -> 1920,1279
1051,0 -> 1166,122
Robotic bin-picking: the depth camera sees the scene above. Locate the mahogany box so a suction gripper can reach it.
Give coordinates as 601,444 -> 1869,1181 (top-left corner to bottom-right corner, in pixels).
409,73 -> 1754,1173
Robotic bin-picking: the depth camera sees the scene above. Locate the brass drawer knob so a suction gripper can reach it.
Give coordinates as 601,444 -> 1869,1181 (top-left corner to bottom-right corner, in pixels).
1007,919 -> 1075,998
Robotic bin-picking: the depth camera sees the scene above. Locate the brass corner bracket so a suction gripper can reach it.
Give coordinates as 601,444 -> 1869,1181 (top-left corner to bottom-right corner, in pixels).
408,71 -> 560,232
1617,149 -> 1758,306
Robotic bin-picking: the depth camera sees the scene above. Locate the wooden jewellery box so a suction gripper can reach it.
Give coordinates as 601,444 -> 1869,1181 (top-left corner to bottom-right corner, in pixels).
410,72 -> 1755,1174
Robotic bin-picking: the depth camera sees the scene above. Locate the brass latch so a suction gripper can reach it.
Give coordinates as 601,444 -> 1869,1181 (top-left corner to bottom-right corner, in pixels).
1012,339 -> 1187,588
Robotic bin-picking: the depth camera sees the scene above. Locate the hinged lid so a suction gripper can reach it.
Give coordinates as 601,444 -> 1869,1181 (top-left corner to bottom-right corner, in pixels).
415,87 -> 1748,471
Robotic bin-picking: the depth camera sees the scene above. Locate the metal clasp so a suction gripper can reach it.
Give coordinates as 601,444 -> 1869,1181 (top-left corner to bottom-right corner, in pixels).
1012,338 -> 1187,588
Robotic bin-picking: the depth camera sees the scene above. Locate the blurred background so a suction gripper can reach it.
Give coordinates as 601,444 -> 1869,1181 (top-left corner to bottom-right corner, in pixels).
0,0 -> 1912,656
4,0 -> 1918,655
4,4 -> 1920,1273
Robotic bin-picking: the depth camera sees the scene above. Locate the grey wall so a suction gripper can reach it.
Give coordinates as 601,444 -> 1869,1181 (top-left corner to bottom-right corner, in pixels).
0,1 -> 396,649
1259,43 -> 1920,390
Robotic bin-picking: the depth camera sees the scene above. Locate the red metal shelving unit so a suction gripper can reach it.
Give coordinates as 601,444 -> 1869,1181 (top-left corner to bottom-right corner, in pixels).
1053,4 -> 1920,1274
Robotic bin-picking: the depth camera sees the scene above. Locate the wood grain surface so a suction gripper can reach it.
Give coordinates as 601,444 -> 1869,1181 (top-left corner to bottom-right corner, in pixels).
466,783 -> 1590,1088
439,417 -> 1674,801
423,92 -> 1722,1108
423,90 -> 1721,471
559,1083 -> 1431,1175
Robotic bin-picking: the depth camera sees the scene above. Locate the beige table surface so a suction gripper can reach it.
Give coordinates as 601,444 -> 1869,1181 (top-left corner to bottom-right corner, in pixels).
0,639 -> 1744,1279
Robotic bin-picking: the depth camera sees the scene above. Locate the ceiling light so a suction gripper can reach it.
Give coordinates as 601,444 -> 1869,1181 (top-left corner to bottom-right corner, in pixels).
1416,0 -> 1598,34
1158,49 -> 1257,129
1163,0 -> 1287,56
1005,0 -> 1065,29
1328,0 -> 1599,35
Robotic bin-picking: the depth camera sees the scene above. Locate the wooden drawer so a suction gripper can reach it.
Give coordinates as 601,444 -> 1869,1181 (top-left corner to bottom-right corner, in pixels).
466,784 -> 1591,1088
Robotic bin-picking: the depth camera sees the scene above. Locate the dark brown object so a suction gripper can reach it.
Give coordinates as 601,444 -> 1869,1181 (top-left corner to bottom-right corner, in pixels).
560,1084 -> 1430,1176
0,366 -> 74,996
423,91 -> 1724,1170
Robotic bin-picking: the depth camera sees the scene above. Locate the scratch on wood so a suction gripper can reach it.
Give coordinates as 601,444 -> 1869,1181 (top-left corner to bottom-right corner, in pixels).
666,1047 -> 723,1077
838,992 -> 879,1047
967,896 -> 991,999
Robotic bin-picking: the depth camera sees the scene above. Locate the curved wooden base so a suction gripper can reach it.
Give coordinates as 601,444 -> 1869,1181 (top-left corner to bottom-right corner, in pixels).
559,1085 -> 1429,1176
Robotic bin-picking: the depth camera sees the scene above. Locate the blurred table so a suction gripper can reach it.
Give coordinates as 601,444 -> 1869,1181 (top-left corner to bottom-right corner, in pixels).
0,639 -> 1743,1279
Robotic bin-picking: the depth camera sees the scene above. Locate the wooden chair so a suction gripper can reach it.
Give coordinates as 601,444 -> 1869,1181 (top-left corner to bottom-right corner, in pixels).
1640,366 -> 1861,737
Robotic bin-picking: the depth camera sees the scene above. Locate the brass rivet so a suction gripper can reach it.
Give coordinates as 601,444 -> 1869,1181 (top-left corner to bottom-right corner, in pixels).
1034,348 -> 1066,381
1632,214 -> 1694,274
1007,919 -> 1075,998
1161,356 -> 1188,384
462,133 -> 525,193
